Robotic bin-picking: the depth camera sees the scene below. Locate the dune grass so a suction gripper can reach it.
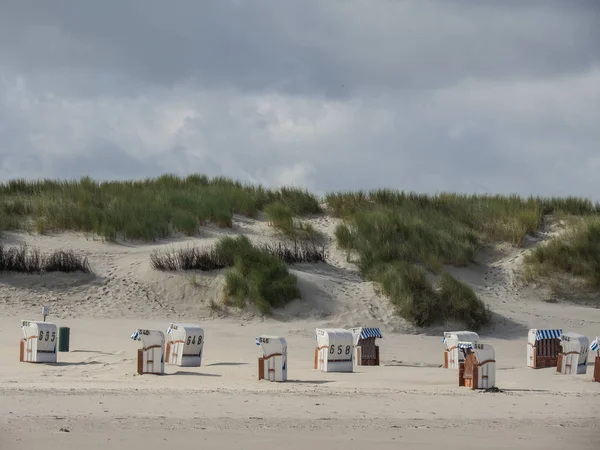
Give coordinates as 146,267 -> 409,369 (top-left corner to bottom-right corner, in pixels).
217,236 -> 301,313
328,190 -> 600,329
150,236 -> 300,313
263,200 -> 324,243
326,190 -> 599,246
264,201 -> 294,230
438,272 -> 490,330
0,175 -> 321,242
0,245 -> 92,274
149,239 -> 326,271
523,218 -> 600,288
2,174 -> 599,324
371,263 -> 490,329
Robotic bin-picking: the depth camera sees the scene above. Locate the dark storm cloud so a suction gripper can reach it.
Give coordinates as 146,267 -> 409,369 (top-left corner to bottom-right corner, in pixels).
2,0 -> 599,94
0,0 -> 599,200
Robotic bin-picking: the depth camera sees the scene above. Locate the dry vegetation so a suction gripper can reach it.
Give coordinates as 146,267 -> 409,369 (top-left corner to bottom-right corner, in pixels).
150,239 -> 326,271
2,176 -> 599,327
0,245 -> 92,274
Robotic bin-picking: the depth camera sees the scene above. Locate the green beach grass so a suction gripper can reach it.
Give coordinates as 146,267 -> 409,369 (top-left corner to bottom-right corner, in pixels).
0,174 -> 321,241
1,175 -> 599,327
263,200 -> 323,243
327,190 -> 600,329
523,218 -> 600,289
218,236 -> 301,313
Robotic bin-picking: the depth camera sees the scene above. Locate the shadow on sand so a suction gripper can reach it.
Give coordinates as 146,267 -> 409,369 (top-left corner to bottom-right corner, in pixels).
0,271 -> 101,293
499,388 -> 551,393
384,362 -> 444,369
169,371 -> 221,377
48,361 -> 104,367
418,311 -> 530,341
69,350 -> 118,356
206,362 -> 248,367
284,379 -> 333,385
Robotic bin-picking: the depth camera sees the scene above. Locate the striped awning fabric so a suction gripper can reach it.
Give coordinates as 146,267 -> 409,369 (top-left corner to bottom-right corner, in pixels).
360,328 -> 382,339
457,342 -> 473,349
130,330 -> 139,341
535,329 -> 562,340
591,338 -> 599,352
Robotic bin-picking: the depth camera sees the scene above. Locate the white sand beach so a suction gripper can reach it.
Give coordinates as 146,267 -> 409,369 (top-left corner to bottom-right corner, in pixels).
1,215 -> 600,449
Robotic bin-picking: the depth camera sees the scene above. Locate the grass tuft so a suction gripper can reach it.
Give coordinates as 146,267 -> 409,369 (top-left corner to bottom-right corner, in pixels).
438,272 -> 491,330
150,236 -> 308,313
523,218 -> 600,288
149,239 -> 325,272
263,200 -> 325,243
218,236 -> 301,313
367,262 -> 490,329
149,246 -> 228,271
0,245 -> 92,274
369,262 -> 442,327
264,201 -> 294,230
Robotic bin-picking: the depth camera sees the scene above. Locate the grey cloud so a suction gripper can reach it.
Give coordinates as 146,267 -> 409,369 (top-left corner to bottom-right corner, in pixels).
2,1 -> 599,96
45,137 -> 164,180
0,1 -> 599,201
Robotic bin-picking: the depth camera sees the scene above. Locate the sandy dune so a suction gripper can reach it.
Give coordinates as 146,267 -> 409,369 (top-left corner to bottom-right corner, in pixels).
1,215 -> 600,449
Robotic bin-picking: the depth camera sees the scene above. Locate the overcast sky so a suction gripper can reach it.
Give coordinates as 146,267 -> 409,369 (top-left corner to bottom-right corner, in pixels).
1,1 -> 599,199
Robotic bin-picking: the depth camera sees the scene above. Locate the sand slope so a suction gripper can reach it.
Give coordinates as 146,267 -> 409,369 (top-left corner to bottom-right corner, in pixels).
1,215 -> 600,449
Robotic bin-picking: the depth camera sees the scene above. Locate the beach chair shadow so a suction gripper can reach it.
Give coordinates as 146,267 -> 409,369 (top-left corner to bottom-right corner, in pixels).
205,362 -> 248,366
49,361 -> 104,367
170,371 -> 221,377
285,379 -> 332,385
